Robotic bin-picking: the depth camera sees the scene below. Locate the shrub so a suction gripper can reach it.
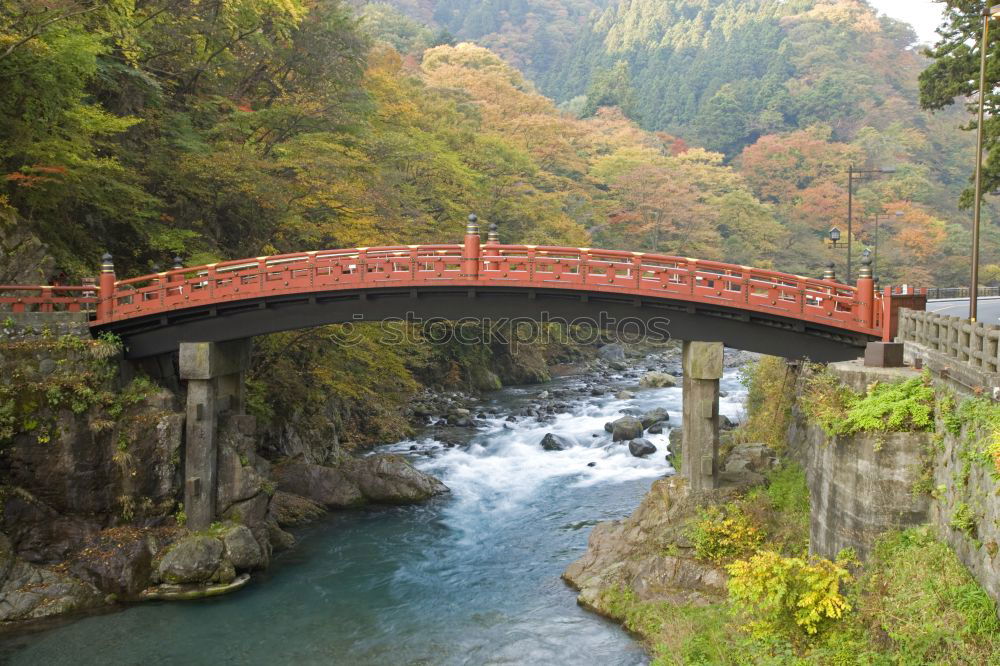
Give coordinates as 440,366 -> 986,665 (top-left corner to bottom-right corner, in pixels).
727,550 -> 853,638
688,504 -> 764,563
839,375 -> 935,435
737,356 -> 796,451
950,502 -> 977,536
800,369 -> 855,437
802,371 -> 935,438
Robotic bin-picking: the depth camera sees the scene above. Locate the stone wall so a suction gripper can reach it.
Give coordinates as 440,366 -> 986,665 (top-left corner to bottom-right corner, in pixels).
788,359 -> 1000,604
787,404 -> 931,561
925,403 -> 1000,604
1,312 -> 91,342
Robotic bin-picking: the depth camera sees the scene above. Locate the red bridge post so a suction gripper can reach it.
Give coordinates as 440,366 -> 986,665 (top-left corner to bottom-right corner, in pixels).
464,214 -> 481,280
855,254 -> 875,330
98,253 -> 115,322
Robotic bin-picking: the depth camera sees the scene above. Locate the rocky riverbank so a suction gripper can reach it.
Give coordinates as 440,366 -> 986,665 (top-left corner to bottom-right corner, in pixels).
565,356 -> 1000,664
563,443 -> 779,612
0,333 -> 467,626
0,322 -> 684,629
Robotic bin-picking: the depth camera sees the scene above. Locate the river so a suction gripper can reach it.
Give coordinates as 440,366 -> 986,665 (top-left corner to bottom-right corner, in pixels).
0,359 -> 746,665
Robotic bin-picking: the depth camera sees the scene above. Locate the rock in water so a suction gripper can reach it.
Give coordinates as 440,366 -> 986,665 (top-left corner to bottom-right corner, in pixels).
719,414 -> 737,430
612,416 -> 644,442
647,422 -> 666,435
154,535 -> 233,585
640,408 -> 669,429
68,529 -> 153,599
628,439 -> 657,458
268,491 -> 326,527
220,524 -> 264,571
604,422 -> 614,433
598,344 -> 626,362
639,372 -> 677,388
541,433 -> 575,451
272,462 -> 365,508
345,455 -> 450,504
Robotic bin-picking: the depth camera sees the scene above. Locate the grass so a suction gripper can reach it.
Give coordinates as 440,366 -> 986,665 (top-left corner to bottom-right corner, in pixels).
596,444 -> 1000,665
602,527 -> 1000,664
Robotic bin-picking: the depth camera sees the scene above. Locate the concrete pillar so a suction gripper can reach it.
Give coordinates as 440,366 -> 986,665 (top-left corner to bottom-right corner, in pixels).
179,339 -> 251,529
682,341 -> 723,492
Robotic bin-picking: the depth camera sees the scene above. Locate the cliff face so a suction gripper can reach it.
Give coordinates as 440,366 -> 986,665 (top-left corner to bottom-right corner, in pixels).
563,477 -> 731,612
0,331 -> 449,624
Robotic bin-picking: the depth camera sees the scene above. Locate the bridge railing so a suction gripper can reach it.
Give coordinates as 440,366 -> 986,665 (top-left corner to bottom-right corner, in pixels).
0,284 -> 99,314
2,227 -> 924,341
479,245 -> 865,328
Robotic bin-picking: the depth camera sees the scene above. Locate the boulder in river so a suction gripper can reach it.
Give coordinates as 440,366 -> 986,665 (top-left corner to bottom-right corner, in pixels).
719,414 -> 737,430
647,422 -> 666,435
598,344 -> 626,362
640,408 -> 669,429
220,524 -> 265,571
154,534 -> 234,585
612,416 -> 643,442
273,456 -> 449,509
541,433 -> 575,451
604,422 -> 613,433
68,528 -> 153,599
628,439 -> 657,458
639,372 -> 677,388
616,390 -> 635,400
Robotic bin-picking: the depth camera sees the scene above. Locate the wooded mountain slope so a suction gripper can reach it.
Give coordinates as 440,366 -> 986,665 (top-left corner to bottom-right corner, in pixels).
372,0 -> 993,286
0,0 -> 989,286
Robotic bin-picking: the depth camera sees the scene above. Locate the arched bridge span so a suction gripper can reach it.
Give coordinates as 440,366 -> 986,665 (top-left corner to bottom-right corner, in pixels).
1,225 -> 925,362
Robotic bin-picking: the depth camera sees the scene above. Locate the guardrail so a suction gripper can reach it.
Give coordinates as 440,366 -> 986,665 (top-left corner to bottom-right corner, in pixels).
926,286 -> 1000,300
898,309 -> 1000,374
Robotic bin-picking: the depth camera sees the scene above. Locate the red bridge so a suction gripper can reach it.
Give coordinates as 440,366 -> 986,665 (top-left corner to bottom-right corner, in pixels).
1,217 -> 925,361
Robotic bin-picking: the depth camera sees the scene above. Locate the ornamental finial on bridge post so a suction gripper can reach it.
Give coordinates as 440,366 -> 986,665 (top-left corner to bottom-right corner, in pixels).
464,214 -> 481,280
487,222 -> 499,245
823,262 -> 836,282
173,256 -> 184,271
98,253 -> 116,322
858,253 -> 873,280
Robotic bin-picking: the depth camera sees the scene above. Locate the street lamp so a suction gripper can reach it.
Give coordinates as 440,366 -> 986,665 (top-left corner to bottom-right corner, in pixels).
847,165 -> 895,283
971,4 -> 1000,322
828,226 -> 846,248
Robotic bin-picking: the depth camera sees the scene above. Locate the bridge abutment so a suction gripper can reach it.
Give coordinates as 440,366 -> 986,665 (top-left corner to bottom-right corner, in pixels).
681,341 -> 723,491
179,339 -> 251,529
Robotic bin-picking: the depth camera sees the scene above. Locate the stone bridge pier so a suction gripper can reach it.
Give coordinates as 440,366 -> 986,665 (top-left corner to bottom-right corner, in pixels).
179,339 -> 251,530
681,340 -> 724,491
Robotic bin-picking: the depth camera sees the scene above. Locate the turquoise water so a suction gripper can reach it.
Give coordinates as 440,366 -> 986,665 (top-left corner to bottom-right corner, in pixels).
0,371 -> 746,665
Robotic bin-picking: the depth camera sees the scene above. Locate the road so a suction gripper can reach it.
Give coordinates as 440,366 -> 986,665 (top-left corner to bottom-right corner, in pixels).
927,297 -> 1000,323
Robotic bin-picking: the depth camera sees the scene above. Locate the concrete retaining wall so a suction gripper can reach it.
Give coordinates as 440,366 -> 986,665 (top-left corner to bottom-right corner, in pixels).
789,360 -> 1000,603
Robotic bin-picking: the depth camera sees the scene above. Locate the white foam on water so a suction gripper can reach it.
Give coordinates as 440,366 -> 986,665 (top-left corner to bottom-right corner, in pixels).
384,369 -> 747,525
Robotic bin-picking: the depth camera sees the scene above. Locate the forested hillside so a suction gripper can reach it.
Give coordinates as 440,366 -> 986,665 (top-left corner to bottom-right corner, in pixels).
0,0 -> 989,287
372,0 -> 995,286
